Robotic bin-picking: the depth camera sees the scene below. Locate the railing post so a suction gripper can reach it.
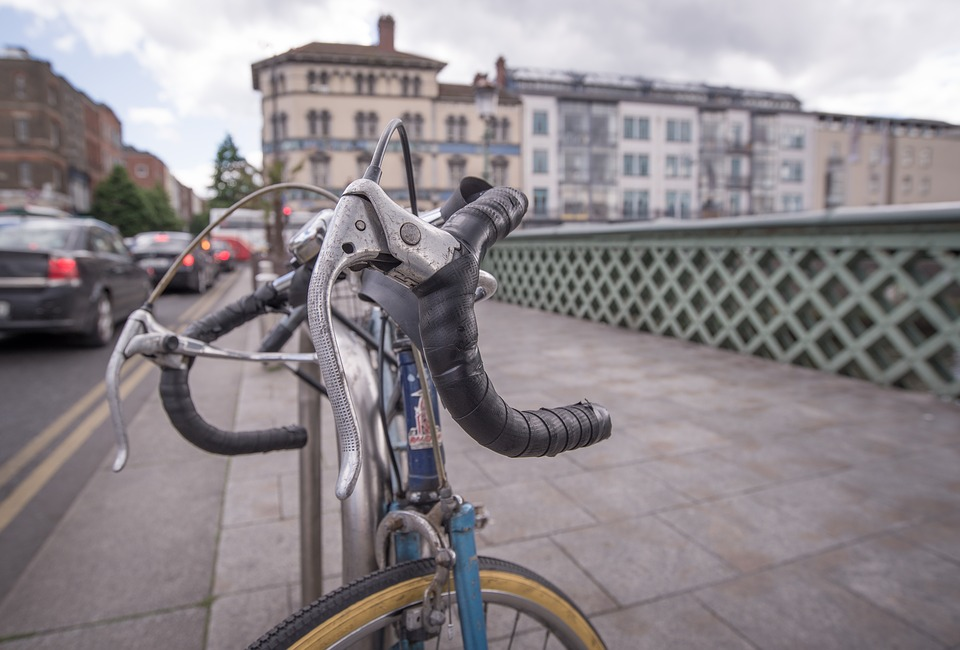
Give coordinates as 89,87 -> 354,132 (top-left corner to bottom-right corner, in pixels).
297,328 -> 324,606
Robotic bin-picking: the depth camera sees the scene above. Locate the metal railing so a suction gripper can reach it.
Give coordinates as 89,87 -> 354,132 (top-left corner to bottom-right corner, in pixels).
484,203 -> 960,399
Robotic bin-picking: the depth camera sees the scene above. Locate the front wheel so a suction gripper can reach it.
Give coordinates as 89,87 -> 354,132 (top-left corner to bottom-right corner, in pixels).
249,557 -> 605,649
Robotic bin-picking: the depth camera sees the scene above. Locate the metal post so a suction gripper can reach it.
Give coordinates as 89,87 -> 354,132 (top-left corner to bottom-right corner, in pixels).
297,328 -> 324,605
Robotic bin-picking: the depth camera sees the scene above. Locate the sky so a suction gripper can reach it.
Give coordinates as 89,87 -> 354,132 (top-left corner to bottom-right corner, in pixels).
2,0 -> 959,198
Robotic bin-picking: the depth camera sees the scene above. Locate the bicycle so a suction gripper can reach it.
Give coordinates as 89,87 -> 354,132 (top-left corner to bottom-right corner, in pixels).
106,118 -> 612,649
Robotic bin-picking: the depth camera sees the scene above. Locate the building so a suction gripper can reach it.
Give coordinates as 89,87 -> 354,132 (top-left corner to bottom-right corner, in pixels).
505,65 -> 818,222
812,113 -> 960,209
249,15 -> 523,213
0,46 -> 201,218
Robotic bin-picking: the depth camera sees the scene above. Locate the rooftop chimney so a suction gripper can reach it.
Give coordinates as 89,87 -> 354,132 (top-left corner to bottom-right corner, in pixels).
496,56 -> 507,89
378,15 -> 395,51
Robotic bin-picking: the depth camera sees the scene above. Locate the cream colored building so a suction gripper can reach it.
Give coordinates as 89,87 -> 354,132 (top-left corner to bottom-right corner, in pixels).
813,114 -> 960,209
250,16 -> 522,214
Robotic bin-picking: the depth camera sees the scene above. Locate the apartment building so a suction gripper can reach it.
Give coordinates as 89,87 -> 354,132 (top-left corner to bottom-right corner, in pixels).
0,46 -> 198,216
812,113 -> 960,209
506,66 -> 815,221
250,16 -> 522,213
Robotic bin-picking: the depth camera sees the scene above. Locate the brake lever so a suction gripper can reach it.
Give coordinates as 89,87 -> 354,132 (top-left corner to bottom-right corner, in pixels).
106,308 -> 157,471
306,179 -> 461,500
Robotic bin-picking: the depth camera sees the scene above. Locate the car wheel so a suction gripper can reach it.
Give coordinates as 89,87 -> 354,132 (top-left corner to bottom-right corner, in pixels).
81,292 -> 114,347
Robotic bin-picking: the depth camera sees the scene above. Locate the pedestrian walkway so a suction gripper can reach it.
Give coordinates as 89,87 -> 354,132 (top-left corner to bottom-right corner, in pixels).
0,268 -> 957,649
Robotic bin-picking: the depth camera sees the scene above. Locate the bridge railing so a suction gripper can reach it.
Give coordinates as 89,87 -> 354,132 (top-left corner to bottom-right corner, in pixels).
484,203 -> 960,400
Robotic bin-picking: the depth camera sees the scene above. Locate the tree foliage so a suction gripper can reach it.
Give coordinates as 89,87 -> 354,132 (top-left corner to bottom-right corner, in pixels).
90,165 -> 152,236
142,183 -> 183,231
209,134 -> 259,209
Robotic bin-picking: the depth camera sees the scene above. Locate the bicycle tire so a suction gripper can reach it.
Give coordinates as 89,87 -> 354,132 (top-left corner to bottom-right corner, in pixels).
249,556 -> 605,649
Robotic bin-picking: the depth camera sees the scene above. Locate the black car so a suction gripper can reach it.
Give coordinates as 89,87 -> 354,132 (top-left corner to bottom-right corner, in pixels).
129,231 -> 216,293
0,215 -> 151,346
211,239 -> 236,274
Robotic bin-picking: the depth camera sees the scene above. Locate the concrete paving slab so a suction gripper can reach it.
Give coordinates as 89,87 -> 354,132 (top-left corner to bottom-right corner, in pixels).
696,564 -> 943,650
0,607 -> 206,650
591,595 -> 754,650
553,517 -> 737,606
550,463 -> 692,521
472,480 -> 596,546
808,534 -> 960,646
207,586 -> 291,650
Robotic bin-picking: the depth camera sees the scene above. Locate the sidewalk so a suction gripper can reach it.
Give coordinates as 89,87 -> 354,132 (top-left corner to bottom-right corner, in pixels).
1,269 -> 958,649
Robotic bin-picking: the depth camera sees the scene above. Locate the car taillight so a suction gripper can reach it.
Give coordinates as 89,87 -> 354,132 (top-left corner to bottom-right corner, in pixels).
48,256 -> 79,280
183,254 -> 195,267
215,250 -> 230,262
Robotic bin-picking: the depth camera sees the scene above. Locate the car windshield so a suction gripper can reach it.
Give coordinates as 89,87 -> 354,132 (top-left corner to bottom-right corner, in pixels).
130,232 -> 194,254
0,220 -> 75,251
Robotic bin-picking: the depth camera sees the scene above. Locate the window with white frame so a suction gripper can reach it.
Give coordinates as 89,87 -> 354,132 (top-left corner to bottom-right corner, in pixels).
666,119 -> 692,142
623,153 -> 649,177
623,116 -> 650,140
780,160 -> 803,182
665,190 -> 692,218
532,111 -> 548,135
447,156 -> 466,185
781,194 -> 803,212
491,157 -> 508,186
780,126 -> 805,149
533,188 -> 548,216
623,190 -> 649,219
533,149 -> 548,174
14,117 -> 29,143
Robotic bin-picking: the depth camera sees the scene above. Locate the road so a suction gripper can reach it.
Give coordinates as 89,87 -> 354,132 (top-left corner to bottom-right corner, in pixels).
0,270 -> 248,603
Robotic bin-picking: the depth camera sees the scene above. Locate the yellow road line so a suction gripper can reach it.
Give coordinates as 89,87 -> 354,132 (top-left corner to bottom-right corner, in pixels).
0,270 -> 247,533
0,360 -> 154,533
0,359 -> 143,491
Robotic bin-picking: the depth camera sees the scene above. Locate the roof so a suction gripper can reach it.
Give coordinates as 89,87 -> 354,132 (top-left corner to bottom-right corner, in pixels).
252,42 -> 446,89
437,83 -> 521,106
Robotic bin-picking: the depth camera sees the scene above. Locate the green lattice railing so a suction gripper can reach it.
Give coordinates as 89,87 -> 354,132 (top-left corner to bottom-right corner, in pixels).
484,205 -> 960,399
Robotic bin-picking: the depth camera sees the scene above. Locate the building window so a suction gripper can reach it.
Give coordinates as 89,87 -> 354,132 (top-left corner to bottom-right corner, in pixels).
270,112 -> 287,142
623,154 -> 649,177
14,118 -> 29,143
780,160 -> 803,182
666,119 -> 692,142
667,155 -> 693,178
355,74 -> 364,94
356,153 -> 372,178
47,85 -> 58,106
445,116 -> 456,142
532,111 -> 548,135
412,77 -> 421,96
447,156 -> 466,185
919,176 -> 931,195
310,153 -> 330,187
902,175 -> 913,194
401,76 -> 410,96
533,149 -> 548,174
623,117 -> 650,140
731,124 -> 744,147
367,74 -> 376,95
533,188 -> 548,216
491,157 -> 508,186
410,154 -> 423,186
665,190 -> 692,218
918,147 -> 932,168
902,146 -> 915,166
50,122 -> 60,149
666,155 -> 678,178
401,112 -> 423,140
730,193 -> 741,215
781,126 -> 805,149
135,163 -> 149,179
14,74 -> 26,99
623,190 -> 649,219
355,112 -> 378,138
781,194 -> 803,212
495,118 -> 510,142
457,116 -> 467,142
19,162 -> 31,187
308,110 -> 331,137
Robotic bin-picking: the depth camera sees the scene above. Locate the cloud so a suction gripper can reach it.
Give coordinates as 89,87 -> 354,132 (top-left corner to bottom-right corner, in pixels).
127,107 -> 176,127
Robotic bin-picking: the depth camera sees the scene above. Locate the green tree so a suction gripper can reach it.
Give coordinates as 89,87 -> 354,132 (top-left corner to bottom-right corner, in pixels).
209,134 -> 259,209
91,165 -> 152,236
142,183 -> 183,231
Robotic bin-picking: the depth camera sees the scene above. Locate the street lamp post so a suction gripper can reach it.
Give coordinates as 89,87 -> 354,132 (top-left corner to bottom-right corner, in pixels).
473,75 -> 498,182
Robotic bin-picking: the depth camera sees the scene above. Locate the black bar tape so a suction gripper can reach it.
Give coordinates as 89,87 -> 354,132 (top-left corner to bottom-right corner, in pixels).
160,368 -> 307,455
159,282 -> 307,456
184,282 -> 288,344
413,190 -> 612,458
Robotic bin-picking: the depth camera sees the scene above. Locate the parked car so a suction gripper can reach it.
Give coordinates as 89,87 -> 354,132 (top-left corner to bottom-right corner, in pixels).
211,239 -> 236,274
212,234 -> 253,263
128,231 -> 216,294
0,215 -> 151,347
